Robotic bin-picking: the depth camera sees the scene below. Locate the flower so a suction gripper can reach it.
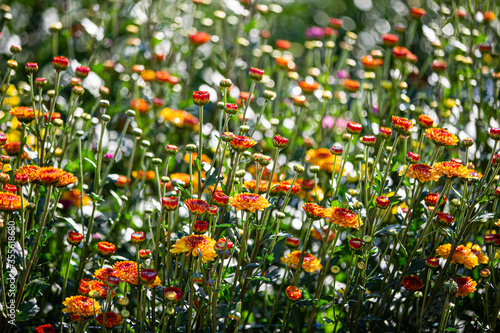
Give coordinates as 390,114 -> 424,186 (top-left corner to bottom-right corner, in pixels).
78,279 -> 115,298
402,164 -> 440,183
454,276 -> 477,297
436,244 -> 488,269
212,191 -> 229,207
273,134 -> 289,149
392,116 -> 413,133
311,226 -> 336,242
299,80 -> 320,94
275,39 -> 292,50
36,324 -> 55,333
489,128 -> 500,140
348,238 -> 363,250
96,312 -> 122,328
131,231 -> 145,244
426,257 -> 439,268
249,67 -> 265,81
380,127 -> 393,139
193,91 -> 210,106
93,268 -> 118,281
62,295 -> 101,317
286,237 -> 300,247
436,212 -> 454,225
418,114 -> 434,128
52,56 -> 69,71
58,170 -> 78,187
75,66 -> 90,78
162,196 -> 179,211
425,128 -> 459,146
230,135 -> 257,152
165,287 -> 183,302
410,7 -> 426,19
193,220 -> 209,233
229,193 -> 271,213
140,269 -> 158,284
402,275 -> 424,291
382,33 -> 398,46
9,106 -> 37,123
274,181 -> 301,196
285,286 -> 303,301
432,59 -> 447,72
97,242 -> 115,258
283,251 -> 322,273
189,31 -> 211,45
361,55 -> 383,70
376,196 -> 390,208
68,231 -> 83,246
0,192 -> 27,211
170,234 -> 217,263
393,46 -> 409,58
328,207 -> 361,229
243,180 -> 269,194
159,108 -> 199,129
185,198 -> 209,215
343,79 -> 360,93
433,161 -> 471,179
26,62 -> 39,74
302,203 -> 328,220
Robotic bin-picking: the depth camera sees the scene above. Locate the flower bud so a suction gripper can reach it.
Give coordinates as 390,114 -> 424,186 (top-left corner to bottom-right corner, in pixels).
193,220 -> 209,233
67,231 -> 84,246
140,269 -> 157,284
220,78 -> 232,88
380,127 -> 392,139
222,132 -> 235,142
347,189 -> 358,197
25,62 -> 38,73
331,144 -> 343,155
286,237 -> 300,248
480,268 -> 491,278
346,121 -> 362,134
348,238 -> 363,250
489,128 -> 500,140
75,66 -> 90,79
376,196 -> 390,208
273,134 -> 289,149
193,91 -> 210,106
165,145 -> 178,155
131,231 -> 146,244
52,56 -> 69,71
461,138 -> 474,148
186,144 -> 197,152
249,67 -> 264,81
407,152 -> 420,164
361,135 -> 376,146
7,60 -> 17,69
426,256 -> 439,268
225,103 -> 238,115
263,90 -> 276,100
293,164 -> 305,173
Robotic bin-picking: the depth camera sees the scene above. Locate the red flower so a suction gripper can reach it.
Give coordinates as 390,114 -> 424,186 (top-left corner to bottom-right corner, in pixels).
407,152 -> 420,164
97,242 -> 115,258
418,114 -> 434,128
382,33 -> 399,47
193,220 -> 209,233
52,56 -> 69,71
249,67 -> 265,81
75,66 -> 90,78
140,269 -> 157,284
348,238 -> 363,250
275,39 -> 291,50
212,191 -> 229,207
346,121 -> 362,134
343,79 -> 360,93
189,31 -> 211,46
215,238 -> 233,251
329,18 -> 343,29
286,237 -> 300,248
131,231 -> 145,244
361,135 -> 376,146
25,62 -> 39,73
489,128 -> 500,140
165,286 -> 183,302
68,231 -> 84,246
402,275 -> 424,291
392,46 -> 409,58
36,324 -> 55,333
410,7 -> 426,19
426,257 -> 439,268
376,196 -> 390,208
162,196 -> 179,211
193,91 -> 210,106
273,134 -> 289,149
432,59 -> 447,72
392,116 -> 413,133
185,198 -> 209,215
285,286 -> 303,301
436,212 -> 454,225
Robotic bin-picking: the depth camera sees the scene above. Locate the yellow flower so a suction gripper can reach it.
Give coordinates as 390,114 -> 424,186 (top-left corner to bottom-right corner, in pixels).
435,244 -> 487,269
424,128 -> 459,146
113,261 -> 162,287
454,276 -> 477,297
283,251 -> 322,274
62,296 -> 101,317
229,193 -> 271,213
433,161 -> 471,179
170,234 -> 217,263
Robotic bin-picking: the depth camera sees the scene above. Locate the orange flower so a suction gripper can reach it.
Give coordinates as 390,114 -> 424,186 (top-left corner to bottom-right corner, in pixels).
343,79 -> 360,93
436,244 -> 488,269
15,165 -> 41,183
392,116 -> 413,133
112,261 -> 162,287
93,268 -> 118,281
9,106 -> 38,123
58,170 -> 78,187
425,128 -> 458,146
230,135 -> 256,152
327,207 -> 361,229
97,242 -> 115,258
274,181 -> 301,196
299,80 -> 320,94
183,153 -> 211,165
141,70 -> 156,82
282,251 -> 322,273
433,161 -> 471,179
159,108 -> 199,130
96,312 -> 122,328
285,286 -> 303,301
131,99 -> 149,113
303,203 -> 328,220
39,167 -> 64,186
229,193 -> 271,213
402,275 -> 424,291
243,180 -> 269,194
189,31 -> 211,46
62,295 -> 101,317
78,279 -> 115,298
311,226 -> 336,242
402,164 -> 440,183
454,276 -> 477,297
185,198 -> 209,215
0,192 -> 27,211
305,148 -> 332,166
170,234 -> 217,263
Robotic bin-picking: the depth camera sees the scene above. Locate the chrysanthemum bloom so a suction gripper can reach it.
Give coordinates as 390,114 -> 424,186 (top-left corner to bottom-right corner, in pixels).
79,279 -> 115,298
402,275 -> 424,291
37,167 -> 63,186
243,180 -> 268,194
425,128 -> 458,146
93,268 -> 118,281
303,203 -> 328,220
75,65 -> 90,79
193,220 -> 209,233
348,238 -> 363,250
275,181 -> 301,196
436,212 -> 454,225
426,257 -> 439,269
193,91 -> 210,106
305,148 -> 333,166
62,295 -> 101,317
402,164 -> 440,183
393,46 -> 409,58
155,70 -> 170,83
376,196 -> 390,208
286,286 -> 303,301
36,324 -> 55,333
26,62 -> 39,74
159,108 -> 199,129
454,276 -> 477,297
0,192 -> 27,211
490,127 -> 500,140
361,135 -> 376,146
3,142 -> 21,155
229,193 -> 271,213
433,161 -> 471,179
97,242 -> 116,258
212,191 -> 229,207
273,134 -> 289,149
185,198 -> 209,215
299,80 -> 320,94
392,116 -> 413,133
170,234 -> 217,263
249,67 -> 265,81
115,175 -> 129,187
161,196 -> 178,212
328,207 -> 361,229
225,103 -> 238,115
131,231 -> 145,244
410,7 -> 426,19
58,170 -> 78,187
286,237 -> 300,247
361,55 -> 383,70
424,192 -> 447,207
165,286 -> 183,302
329,17 -> 343,29
382,33 -> 398,46
52,56 -> 69,71
189,31 -> 211,46
418,114 -> 434,128
343,79 -> 360,93
436,244 -> 488,269
3,184 -> 16,194
283,251 -> 322,273
9,106 -> 38,123
379,127 -> 392,139
140,269 -> 158,284
230,135 -> 257,152
68,231 -> 83,246
96,312 -> 122,328
215,238 -> 233,251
